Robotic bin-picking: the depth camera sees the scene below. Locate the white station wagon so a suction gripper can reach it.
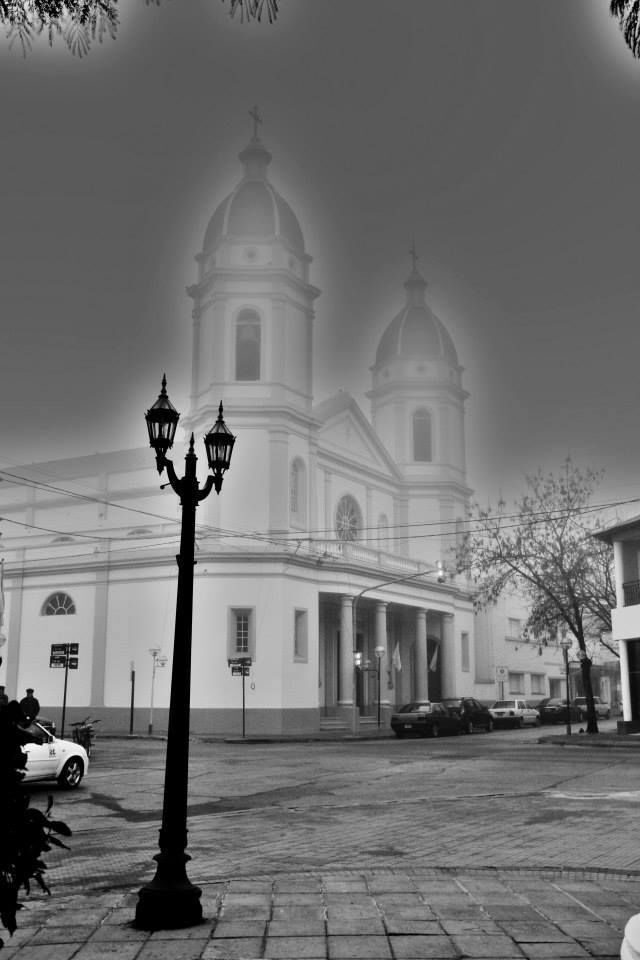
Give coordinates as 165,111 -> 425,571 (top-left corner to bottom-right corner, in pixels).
489,699 -> 540,729
21,720 -> 89,788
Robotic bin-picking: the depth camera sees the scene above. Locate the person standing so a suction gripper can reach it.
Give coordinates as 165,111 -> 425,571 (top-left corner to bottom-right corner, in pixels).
0,685 -> 8,707
19,688 -> 40,723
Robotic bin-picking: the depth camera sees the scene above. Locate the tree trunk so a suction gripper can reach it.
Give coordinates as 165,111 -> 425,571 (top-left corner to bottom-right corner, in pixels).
580,657 -> 599,734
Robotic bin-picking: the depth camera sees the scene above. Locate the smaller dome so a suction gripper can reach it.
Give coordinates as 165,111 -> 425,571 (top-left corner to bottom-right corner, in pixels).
202,136 -> 305,255
374,266 -> 458,369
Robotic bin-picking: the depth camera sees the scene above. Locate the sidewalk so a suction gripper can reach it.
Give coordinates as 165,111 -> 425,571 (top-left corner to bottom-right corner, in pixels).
4,866 -> 636,959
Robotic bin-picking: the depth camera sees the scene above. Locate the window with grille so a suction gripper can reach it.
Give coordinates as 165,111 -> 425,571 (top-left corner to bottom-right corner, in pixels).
41,592 -> 76,616
461,632 -> 470,672
294,609 -> 308,662
507,618 -> 521,640
530,673 -> 545,695
508,671 -> 525,694
228,607 -> 255,660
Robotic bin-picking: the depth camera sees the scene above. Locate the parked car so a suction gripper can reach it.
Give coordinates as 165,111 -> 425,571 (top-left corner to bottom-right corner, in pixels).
573,696 -> 611,720
441,697 -> 494,733
20,720 -> 89,788
489,699 -> 540,728
391,701 -> 464,738
535,698 -> 581,725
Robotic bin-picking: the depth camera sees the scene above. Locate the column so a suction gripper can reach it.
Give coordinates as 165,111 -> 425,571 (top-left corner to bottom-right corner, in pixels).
415,608 -> 428,700
338,596 -> 353,707
620,639 -> 632,723
441,613 -> 456,698
613,540 -> 625,609
375,602 -> 390,704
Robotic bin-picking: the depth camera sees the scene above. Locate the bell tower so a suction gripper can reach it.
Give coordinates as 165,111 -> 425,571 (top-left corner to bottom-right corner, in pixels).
182,113 -> 321,536
368,248 -> 471,563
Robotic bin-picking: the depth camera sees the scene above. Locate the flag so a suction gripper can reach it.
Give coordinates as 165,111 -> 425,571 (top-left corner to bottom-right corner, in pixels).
429,642 -> 439,672
392,641 -> 402,671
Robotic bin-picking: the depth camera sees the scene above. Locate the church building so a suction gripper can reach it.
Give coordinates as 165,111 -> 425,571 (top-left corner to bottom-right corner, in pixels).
0,122 -> 563,734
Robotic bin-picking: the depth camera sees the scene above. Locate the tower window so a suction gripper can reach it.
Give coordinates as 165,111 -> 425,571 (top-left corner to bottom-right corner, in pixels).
413,409 -> 432,462
235,309 -> 261,381
335,495 -> 362,542
290,458 -> 307,526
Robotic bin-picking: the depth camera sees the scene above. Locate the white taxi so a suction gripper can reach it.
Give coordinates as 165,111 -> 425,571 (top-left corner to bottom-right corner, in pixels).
21,720 -> 89,788
489,699 -> 540,729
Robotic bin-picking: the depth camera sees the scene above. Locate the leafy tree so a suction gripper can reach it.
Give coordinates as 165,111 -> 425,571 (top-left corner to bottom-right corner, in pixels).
1,0 -> 278,57
457,460 -> 616,734
0,701 -> 71,951
610,0 -> 640,58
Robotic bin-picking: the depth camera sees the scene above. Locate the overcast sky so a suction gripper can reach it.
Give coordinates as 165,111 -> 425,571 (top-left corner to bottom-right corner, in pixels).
1,0 -> 638,514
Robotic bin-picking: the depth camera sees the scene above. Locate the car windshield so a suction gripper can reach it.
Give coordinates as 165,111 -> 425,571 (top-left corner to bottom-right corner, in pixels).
442,699 -> 462,707
492,700 -> 516,709
398,702 -> 432,713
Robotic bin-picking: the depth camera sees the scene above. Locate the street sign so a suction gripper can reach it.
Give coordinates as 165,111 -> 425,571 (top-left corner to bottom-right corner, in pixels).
51,643 -> 68,655
68,658 -> 79,670
68,643 -> 79,656
49,656 -> 67,668
495,666 -> 508,681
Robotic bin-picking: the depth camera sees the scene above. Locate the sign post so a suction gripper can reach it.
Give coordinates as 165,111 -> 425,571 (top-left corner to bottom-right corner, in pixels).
228,657 -> 251,737
50,643 -> 79,738
495,665 -> 508,700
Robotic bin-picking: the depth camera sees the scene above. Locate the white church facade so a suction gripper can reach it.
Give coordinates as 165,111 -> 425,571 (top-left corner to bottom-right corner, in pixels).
0,125 -> 566,734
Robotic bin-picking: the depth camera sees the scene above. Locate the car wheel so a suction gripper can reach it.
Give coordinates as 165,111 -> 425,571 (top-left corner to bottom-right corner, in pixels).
58,757 -> 84,788
486,718 -> 493,732
535,716 -> 541,727
466,720 -> 473,735
431,723 -> 440,738
518,716 -> 524,728
394,730 -> 404,739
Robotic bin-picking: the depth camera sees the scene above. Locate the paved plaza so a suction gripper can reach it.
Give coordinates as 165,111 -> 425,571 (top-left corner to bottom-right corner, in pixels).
4,729 -> 640,958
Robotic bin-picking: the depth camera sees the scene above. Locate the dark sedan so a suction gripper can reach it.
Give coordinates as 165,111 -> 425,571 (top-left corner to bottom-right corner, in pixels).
441,697 -> 494,734
391,701 -> 464,738
536,697 -> 580,725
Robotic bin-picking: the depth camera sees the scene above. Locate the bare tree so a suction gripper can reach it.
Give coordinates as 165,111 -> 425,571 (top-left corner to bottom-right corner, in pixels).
610,0 -> 640,58
458,460 -> 616,734
0,0 -> 278,57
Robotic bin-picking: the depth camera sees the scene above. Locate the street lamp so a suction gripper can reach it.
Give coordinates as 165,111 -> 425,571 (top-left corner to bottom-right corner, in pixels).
135,375 -> 235,931
350,561 -> 446,734
559,634 -> 572,736
374,645 -> 385,727
148,648 -> 167,736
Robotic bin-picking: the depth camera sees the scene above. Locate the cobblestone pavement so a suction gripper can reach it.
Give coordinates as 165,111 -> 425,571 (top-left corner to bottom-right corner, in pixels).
5,730 -> 640,958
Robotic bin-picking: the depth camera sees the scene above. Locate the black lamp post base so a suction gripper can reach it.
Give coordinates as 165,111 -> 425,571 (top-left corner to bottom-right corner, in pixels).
135,873 -> 203,930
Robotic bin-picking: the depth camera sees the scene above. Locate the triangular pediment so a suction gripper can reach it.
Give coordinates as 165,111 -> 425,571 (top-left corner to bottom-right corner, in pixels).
314,392 -> 399,481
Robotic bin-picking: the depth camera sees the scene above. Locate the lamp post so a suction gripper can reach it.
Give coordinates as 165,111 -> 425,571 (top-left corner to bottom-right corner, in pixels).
135,375 -> 235,931
560,635 -> 572,736
374,645 -> 385,727
350,561 -> 446,734
148,648 -> 167,736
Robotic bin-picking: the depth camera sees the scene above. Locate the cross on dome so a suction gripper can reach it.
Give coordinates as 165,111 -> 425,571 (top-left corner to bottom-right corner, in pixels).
249,105 -> 263,140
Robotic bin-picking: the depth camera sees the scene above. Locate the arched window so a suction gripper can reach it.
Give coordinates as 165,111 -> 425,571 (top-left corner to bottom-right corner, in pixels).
289,458 -> 307,525
41,592 -> 76,616
235,309 -> 261,381
377,513 -> 389,548
335,495 -> 362,542
413,408 -> 432,462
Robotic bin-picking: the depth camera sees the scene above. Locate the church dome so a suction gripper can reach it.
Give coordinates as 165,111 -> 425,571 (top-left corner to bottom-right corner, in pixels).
374,264 -> 458,369
202,136 -> 305,255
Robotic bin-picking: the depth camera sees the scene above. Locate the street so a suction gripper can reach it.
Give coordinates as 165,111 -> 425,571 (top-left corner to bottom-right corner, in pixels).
30,722 -> 640,896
